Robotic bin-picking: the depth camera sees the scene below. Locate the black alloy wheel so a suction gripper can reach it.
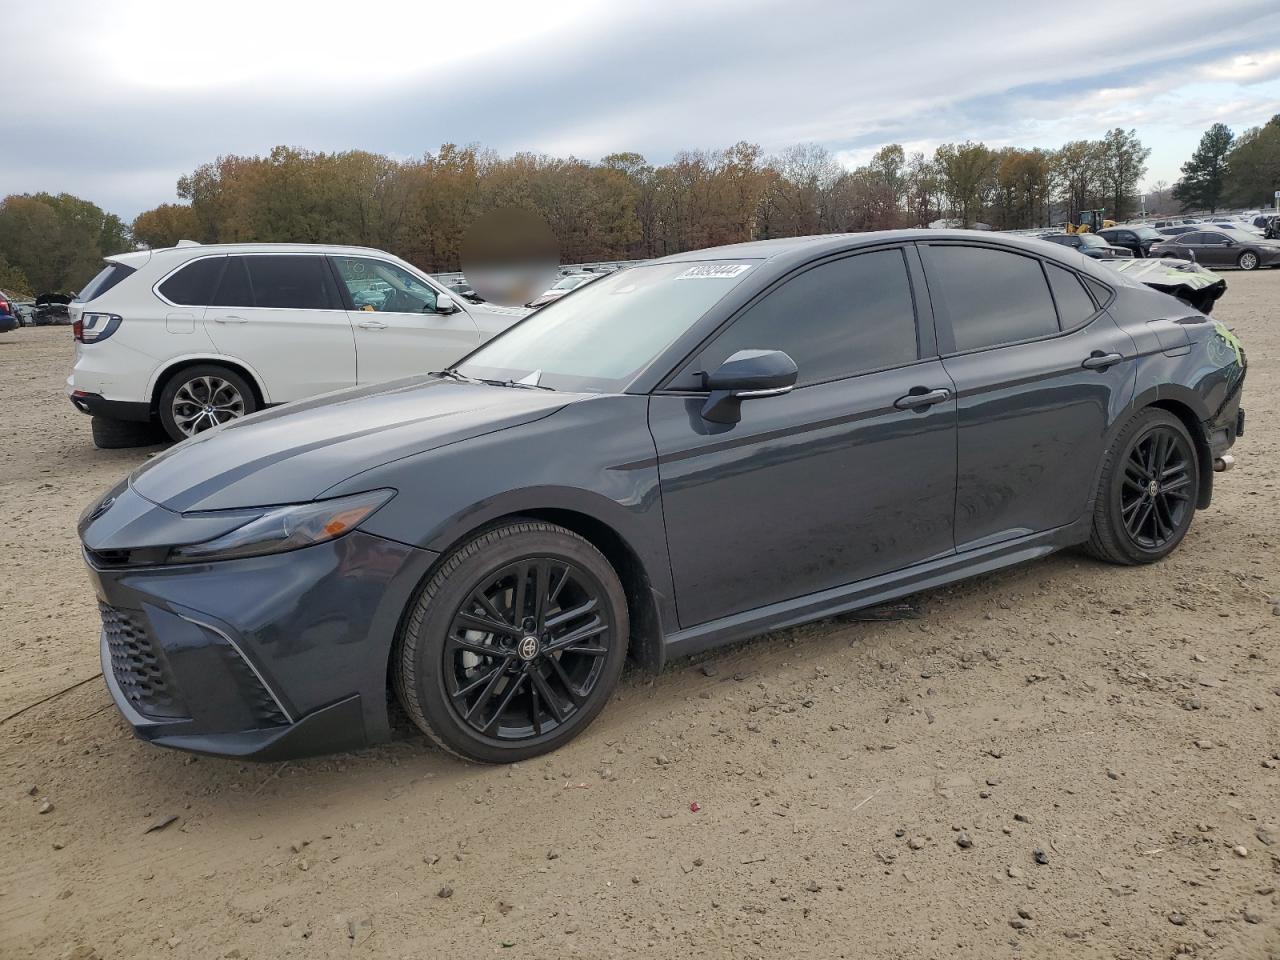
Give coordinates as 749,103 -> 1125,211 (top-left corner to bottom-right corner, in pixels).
1117,427 -> 1195,550
1086,409 -> 1200,565
444,558 -> 612,741
396,521 -> 628,763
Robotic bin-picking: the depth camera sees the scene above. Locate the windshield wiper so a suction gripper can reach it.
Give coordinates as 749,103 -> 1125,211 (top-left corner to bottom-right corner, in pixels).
433,369 -> 478,383
478,378 -> 556,392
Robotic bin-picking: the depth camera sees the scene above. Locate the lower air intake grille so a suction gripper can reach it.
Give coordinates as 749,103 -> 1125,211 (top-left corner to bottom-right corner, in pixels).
100,602 -> 189,719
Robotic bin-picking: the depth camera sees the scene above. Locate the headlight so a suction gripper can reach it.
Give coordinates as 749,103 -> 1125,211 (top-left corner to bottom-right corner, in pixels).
169,490 -> 394,563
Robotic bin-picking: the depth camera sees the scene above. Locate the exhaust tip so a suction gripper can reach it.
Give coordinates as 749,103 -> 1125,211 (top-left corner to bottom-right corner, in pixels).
1213,454 -> 1235,473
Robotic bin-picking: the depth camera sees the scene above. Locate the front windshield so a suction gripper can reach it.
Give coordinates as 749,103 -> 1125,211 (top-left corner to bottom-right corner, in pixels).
1080,233 -> 1106,246
456,260 -> 759,392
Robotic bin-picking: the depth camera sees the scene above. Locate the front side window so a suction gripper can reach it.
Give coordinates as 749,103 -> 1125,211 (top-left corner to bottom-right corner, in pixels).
457,260 -> 758,393
331,256 -> 438,313
681,249 -> 919,388
158,257 -> 225,306
245,255 -> 341,310
925,245 -> 1059,352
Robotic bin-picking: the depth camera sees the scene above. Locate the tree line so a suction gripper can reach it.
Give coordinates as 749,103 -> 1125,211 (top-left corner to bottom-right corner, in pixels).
2,119 -> 1276,293
127,131 -> 1152,272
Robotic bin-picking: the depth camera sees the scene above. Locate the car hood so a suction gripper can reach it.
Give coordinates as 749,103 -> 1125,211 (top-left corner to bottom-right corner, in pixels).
130,377 -> 574,512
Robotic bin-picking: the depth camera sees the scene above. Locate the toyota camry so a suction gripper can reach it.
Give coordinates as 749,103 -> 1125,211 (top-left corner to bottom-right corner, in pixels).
79,231 -> 1247,763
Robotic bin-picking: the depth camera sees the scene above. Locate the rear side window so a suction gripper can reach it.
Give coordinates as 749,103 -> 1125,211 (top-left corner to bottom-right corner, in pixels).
925,246 -> 1059,352
245,255 -> 341,310
158,257 -> 226,306
1045,263 -> 1096,331
210,257 -> 253,307
685,249 -> 919,388
76,263 -> 136,303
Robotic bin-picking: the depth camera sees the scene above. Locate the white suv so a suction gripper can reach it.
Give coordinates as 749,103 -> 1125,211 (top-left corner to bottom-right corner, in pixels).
67,242 -> 529,447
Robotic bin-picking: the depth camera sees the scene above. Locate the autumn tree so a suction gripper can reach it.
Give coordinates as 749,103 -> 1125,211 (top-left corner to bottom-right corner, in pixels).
935,141 -> 996,227
0,192 -> 130,292
132,203 -> 202,248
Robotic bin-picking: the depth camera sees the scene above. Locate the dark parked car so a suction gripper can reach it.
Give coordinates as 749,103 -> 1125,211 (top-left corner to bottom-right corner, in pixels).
1149,230 -> 1280,271
79,231 -> 1247,763
1038,232 -> 1133,259
34,292 -> 73,325
1097,225 -> 1163,258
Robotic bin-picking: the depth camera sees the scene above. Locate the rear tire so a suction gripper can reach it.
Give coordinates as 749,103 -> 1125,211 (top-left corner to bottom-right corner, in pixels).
1085,409 -> 1200,565
395,521 -> 628,763
157,364 -> 257,442
1238,251 -> 1259,271
91,415 -> 161,449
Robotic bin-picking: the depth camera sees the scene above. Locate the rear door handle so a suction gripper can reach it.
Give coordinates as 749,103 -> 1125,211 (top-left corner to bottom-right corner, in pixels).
213,315 -> 247,324
357,320 -> 388,330
1082,351 -> 1124,370
894,387 -> 951,410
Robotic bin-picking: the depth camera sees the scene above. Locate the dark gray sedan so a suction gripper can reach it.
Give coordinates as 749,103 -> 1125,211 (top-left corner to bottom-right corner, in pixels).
1150,229 -> 1280,271
79,231 -> 1247,763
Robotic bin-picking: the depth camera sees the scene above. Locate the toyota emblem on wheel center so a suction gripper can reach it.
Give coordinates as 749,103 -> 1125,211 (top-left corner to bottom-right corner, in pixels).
517,636 -> 541,661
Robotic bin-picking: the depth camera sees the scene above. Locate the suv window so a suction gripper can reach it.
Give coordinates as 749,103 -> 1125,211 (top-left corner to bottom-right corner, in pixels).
925,245 -> 1059,351
678,249 -> 919,389
1045,263 -> 1096,330
331,256 -> 439,313
158,257 -> 225,306
210,256 -> 253,307
244,255 -> 341,310
77,263 -> 137,303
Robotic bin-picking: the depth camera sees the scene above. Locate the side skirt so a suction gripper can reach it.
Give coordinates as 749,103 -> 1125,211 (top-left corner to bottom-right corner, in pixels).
663,517 -> 1092,660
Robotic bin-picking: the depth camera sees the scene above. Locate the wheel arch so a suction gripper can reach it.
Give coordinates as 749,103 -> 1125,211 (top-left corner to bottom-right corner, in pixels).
147,355 -> 270,416
1146,397 -> 1213,509
395,504 -> 668,684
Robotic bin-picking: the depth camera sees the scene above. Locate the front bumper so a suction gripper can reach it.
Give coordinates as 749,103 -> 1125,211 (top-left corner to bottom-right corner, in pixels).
87,530 -> 438,760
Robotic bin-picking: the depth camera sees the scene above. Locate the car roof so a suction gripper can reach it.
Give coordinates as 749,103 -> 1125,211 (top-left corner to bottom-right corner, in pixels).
647,229 -> 1068,264
106,241 -> 410,268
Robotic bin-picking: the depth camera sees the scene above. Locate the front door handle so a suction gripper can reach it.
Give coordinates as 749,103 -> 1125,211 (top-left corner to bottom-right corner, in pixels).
213,314 -> 247,324
894,387 -> 951,410
358,320 -> 388,330
1082,351 -> 1124,370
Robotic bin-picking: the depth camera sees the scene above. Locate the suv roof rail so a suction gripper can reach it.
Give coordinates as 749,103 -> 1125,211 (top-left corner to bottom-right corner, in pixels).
175,239 -> 202,247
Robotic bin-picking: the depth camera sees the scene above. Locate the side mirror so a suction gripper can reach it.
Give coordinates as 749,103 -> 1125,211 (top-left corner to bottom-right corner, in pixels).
435,292 -> 458,314
700,349 -> 798,424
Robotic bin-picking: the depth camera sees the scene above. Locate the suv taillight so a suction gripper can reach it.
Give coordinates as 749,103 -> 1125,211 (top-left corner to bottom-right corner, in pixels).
75,313 -> 122,343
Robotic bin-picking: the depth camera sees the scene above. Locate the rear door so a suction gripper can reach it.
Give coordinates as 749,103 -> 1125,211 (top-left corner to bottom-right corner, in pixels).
329,255 -> 481,383
649,246 -> 958,627
920,242 -> 1137,551
204,254 -> 355,401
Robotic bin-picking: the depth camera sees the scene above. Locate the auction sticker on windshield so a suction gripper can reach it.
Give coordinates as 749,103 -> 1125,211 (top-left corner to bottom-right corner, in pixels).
675,264 -> 752,279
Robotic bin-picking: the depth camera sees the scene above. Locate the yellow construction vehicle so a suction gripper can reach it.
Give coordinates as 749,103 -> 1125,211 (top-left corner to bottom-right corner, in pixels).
1065,210 -> 1115,233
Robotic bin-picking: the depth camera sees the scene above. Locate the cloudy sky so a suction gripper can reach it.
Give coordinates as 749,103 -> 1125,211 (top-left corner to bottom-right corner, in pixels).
4,0 -> 1280,219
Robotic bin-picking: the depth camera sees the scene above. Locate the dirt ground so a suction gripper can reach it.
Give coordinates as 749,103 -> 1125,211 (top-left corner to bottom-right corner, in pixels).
1,276 -> 1277,960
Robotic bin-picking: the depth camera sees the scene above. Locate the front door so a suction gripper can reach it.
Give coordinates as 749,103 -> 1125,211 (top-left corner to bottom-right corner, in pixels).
329,255 -> 481,383
649,247 -> 958,628
203,254 -> 355,402
919,242 -> 1137,551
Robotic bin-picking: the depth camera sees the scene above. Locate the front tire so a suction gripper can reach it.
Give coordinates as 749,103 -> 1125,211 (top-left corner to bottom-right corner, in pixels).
1086,409 -> 1200,565
1238,251 -> 1259,271
157,364 -> 256,442
395,521 -> 629,763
